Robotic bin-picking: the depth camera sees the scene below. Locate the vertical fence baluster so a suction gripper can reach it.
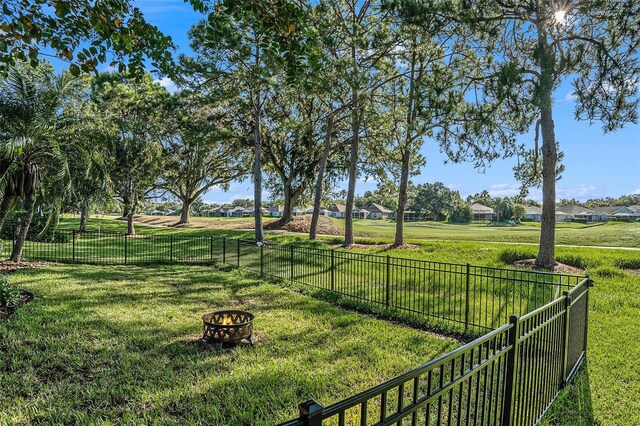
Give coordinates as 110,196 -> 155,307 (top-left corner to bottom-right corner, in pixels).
502,315 -> 520,426
561,290 -> 572,387
465,263 -> 470,332
386,255 -> 391,308
237,239 -> 240,267
290,245 -> 294,281
260,243 -> 264,277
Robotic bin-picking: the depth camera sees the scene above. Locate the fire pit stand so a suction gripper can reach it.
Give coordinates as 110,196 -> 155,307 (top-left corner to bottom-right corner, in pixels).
202,310 -> 255,349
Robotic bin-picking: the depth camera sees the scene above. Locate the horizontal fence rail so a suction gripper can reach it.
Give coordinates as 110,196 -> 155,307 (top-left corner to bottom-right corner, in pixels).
11,230 -> 592,425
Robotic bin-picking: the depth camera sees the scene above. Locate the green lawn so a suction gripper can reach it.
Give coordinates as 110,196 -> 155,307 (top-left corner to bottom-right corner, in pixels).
0,264 -> 457,424
6,215 -> 640,425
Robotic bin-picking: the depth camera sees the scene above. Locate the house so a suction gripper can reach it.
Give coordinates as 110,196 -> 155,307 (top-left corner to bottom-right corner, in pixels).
557,204 -> 609,222
246,206 -> 269,217
611,206 -> 640,221
554,210 -> 571,222
292,207 -> 305,216
470,203 -> 496,221
402,210 -> 420,221
327,203 -> 347,218
352,208 -> 370,219
229,206 -> 246,217
522,205 -> 542,222
363,203 -> 393,220
267,206 -> 283,217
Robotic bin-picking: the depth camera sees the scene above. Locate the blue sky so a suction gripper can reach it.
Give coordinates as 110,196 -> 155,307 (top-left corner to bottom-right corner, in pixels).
47,1 -> 640,205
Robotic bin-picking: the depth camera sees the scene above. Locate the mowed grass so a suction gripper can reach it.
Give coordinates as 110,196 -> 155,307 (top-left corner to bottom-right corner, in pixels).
0,264 -> 457,425
57,214 -> 640,248
10,215 -> 640,425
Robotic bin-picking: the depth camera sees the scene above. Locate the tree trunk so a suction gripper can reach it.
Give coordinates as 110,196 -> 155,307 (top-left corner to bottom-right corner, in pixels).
253,106 -> 264,243
310,114 -> 334,240
273,184 -> 293,228
535,36 -> 557,269
37,202 -> 60,241
393,150 -> 411,247
127,212 -> 136,236
178,198 -> 191,224
0,195 -> 16,232
10,195 -> 35,262
79,199 -> 89,232
344,89 -> 359,247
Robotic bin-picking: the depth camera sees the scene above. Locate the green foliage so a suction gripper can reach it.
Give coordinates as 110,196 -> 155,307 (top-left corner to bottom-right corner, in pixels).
498,249 -> 536,264
511,204 -> 526,222
410,182 -> 464,220
592,266 -> 625,279
0,274 -> 20,307
449,203 -> 473,224
615,259 -> 640,270
556,255 -> 591,269
0,0 -> 187,75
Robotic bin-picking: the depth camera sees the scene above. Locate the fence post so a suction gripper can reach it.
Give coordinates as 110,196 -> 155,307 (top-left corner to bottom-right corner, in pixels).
298,399 -> 323,426
502,315 -> 520,426
584,274 -> 593,354
561,290 -> 572,387
237,239 -> 240,267
72,230 -> 76,262
385,255 -> 391,307
124,234 -> 128,264
290,245 -> 294,281
210,235 -> 214,261
465,263 -> 471,332
330,249 -> 335,292
260,243 -> 264,276
222,236 -> 226,264
170,235 -> 174,262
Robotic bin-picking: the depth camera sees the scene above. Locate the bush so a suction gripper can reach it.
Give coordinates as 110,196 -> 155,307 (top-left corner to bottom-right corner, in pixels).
499,249 -> 536,264
593,266 -> 625,279
0,274 -> 21,308
449,203 -> 473,224
0,210 -> 69,243
615,259 -> 640,269
556,254 -> 592,269
570,218 -> 588,224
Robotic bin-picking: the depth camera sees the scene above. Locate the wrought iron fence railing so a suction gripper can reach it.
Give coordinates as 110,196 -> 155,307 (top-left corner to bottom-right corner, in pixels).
11,230 -> 592,425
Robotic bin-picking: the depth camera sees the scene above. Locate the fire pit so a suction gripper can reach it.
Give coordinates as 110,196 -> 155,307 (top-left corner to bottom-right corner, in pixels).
202,310 -> 255,348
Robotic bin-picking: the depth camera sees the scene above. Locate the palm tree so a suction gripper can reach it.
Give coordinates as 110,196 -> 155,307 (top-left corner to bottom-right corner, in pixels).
0,64 -> 72,261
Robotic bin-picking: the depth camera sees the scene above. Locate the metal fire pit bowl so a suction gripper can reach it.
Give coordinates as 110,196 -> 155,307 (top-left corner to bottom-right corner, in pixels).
202,310 -> 255,348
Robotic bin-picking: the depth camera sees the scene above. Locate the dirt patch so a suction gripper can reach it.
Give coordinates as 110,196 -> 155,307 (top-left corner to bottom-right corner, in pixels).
130,215 -> 276,230
329,242 -> 421,250
0,261 -> 46,272
0,291 -> 34,319
624,268 -> 640,276
512,259 -> 585,275
263,215 -> 342,236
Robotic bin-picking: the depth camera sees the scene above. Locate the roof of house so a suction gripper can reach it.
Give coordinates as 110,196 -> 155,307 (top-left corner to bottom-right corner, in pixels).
523,205 -> 542,215
554,210 -> 571,216
628,205 -> 640,213
596,206 -> 625,214
329,203 -> 346,213
558,204 -> 609,216
364,203 -> 393,213
470,203 -> 495,214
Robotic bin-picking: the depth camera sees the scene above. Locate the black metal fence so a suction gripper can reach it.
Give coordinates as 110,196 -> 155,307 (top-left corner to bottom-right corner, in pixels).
13,230 -> 592,425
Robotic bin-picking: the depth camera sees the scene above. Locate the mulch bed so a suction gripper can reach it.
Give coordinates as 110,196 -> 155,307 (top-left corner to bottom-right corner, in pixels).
623,268 -> 640,276
0,291 -> 33,320
0,261 -> 46,272
512,259 -> 585,275
331,243 -> 421,250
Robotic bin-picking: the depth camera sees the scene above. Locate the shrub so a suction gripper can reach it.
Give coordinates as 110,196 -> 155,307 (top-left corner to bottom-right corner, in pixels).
556,254 -> 591,269
615,259 -> 640,269
0,274 -> 21,308
499,249 -> 536,264
449,203 -> 473,224
570,218 -> 588,224
593,266 -> 625,279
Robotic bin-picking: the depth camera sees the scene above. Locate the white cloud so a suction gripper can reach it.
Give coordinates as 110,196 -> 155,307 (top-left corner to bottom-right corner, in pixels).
556,184 -> 598,200
558,91 -> 578,103
632,188 -> 640,195
488,183 -> 520,197
154,77 -> 179,94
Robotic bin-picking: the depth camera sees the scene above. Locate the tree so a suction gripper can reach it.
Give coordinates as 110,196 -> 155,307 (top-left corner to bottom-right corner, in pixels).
0,63 -> 73,261
180,0 -> 312,243
318,0 -> 398,246
92,73 -> 166,235
494,197 -> 514,222
159,94 -> 248,224
449,202 -> 473,224
466,190 -> 494,207
451,0 -> 640,268
512,204 -> 526,222
0,0 -> 199,75
410,182 -> 463,221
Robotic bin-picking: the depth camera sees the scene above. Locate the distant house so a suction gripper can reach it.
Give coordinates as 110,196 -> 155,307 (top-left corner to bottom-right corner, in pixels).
352,208 -> 370,219
523,205 -> 542,222
292,207 -> 305,216
470,203 -> 496,221
363,203 -> 393,220
267,206 -> 283,217
212,206 -> 232,217
558,204 -> 609,222
401,210 -> 420,221
229,206 -> 245,217
327,203 -> 347,218
610,206 -> 640,221
554,211 -> 571,223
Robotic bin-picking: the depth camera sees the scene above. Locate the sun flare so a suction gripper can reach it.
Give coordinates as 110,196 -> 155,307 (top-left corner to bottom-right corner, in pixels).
554,9 -> 567,24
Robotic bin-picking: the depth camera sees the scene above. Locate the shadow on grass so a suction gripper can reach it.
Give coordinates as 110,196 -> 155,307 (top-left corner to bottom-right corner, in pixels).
541,366 -> 597,425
